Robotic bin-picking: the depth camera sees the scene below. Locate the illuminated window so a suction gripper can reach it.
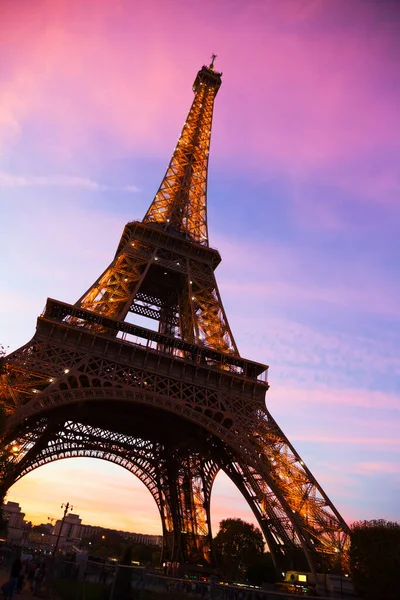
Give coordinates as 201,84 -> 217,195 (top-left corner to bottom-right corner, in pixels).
298,574 -> 307,583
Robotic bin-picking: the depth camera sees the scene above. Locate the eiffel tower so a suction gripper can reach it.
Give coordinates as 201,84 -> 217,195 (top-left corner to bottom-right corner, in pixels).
0,59 -> 349,574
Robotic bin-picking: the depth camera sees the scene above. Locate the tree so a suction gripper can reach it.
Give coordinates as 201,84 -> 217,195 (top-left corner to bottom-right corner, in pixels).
0,357 -> 9,540
350,519 -> 400,600
0,506 -> 7,539
214,518 -> 264,582
31,524 -> 51,534
0,344 -> 7,374
246,552 -> 275,585
83,530 -> 125,559
0,345 -> 8,435
121,545 -> 132,566
130,542 -> 160,565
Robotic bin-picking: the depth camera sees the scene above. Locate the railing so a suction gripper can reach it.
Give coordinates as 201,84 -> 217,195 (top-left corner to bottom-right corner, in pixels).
41,298 -> 269,386
47,559 -> 355,600
0,547 -> 356,600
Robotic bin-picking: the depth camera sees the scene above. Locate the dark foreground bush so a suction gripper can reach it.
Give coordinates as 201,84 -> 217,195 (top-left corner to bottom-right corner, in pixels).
350,519 -> 400,600
52,578 -> 110,600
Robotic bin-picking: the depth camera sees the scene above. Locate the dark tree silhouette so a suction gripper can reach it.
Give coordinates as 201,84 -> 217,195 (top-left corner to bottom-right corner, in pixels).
0,348 -> 9,537
0,344 -> 6,373
350,519 -> 400,600
83,530 -> 125,559
246,552 -> 276,585
214,518 -> 264,581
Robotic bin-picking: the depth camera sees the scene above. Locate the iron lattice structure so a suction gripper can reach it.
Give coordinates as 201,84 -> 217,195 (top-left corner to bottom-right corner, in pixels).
0,61 -> 349,573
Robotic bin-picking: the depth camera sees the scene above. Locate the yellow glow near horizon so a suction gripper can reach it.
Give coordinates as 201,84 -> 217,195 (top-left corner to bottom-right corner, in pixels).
8,458 -> 258,535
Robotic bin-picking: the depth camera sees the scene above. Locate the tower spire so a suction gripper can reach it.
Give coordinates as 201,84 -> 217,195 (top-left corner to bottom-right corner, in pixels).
143,63 -> 222,246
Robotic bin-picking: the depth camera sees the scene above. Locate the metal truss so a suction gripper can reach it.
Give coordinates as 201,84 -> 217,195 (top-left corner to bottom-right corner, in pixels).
74,238 -> 238,354
160,450 -> 218,564
77,242 -> 151,321
1,413 -> 218,565
66,62 -> 237,355
0,296 -> 349,571
143,63 -> 221,245
0,61 -> 350,575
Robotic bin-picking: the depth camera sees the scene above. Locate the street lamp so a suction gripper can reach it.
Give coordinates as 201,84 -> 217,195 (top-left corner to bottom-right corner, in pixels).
335,547 -> 344,600
52,502 -> 73,558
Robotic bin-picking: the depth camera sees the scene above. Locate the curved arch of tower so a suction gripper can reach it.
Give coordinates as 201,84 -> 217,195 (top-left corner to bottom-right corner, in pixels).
0,60 -> 349,575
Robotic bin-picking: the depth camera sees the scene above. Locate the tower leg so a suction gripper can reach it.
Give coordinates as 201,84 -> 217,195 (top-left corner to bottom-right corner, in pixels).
0,415 -> 56,499
214,413 -> 349,576
158,448 -> 217,569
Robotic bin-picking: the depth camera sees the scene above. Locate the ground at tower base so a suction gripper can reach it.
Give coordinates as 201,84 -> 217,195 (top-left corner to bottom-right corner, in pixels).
3,501 -> 399,598
0,542 -> 356,600
1,521 -> 399,600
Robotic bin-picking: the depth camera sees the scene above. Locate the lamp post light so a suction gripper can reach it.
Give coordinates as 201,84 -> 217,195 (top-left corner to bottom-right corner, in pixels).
335,547 -> 344,600
52,502 -> 73,558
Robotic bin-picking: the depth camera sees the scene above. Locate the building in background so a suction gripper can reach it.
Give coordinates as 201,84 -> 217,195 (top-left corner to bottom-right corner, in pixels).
54,513 -> 82,543
2,501 -> 26,544
120,531 -> 163,547
2,501 -> 162,551
78,524 -> 162,547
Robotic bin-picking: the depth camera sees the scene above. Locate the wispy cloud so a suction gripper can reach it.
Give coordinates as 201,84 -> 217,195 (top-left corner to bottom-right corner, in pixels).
1,0 -> 399,196
271,387 -> 400,413
0,171 -> 139,192
291,435 -> 400,446
354,462 -> 400,477
215,236 -> 400,321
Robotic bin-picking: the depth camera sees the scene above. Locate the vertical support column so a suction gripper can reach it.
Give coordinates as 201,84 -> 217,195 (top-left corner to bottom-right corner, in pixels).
178,454 -> 215,566
157,448 -> 217,569
157,479 -> 175,566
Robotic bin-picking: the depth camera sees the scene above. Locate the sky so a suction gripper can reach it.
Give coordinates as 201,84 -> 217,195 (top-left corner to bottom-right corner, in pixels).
1,0 -> 400,535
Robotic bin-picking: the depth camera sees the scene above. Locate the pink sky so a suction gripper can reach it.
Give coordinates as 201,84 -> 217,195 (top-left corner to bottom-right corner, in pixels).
1,0 -> 399,534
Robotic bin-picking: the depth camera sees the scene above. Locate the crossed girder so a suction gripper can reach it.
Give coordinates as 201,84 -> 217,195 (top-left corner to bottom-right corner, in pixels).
75,227 -> 238,354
